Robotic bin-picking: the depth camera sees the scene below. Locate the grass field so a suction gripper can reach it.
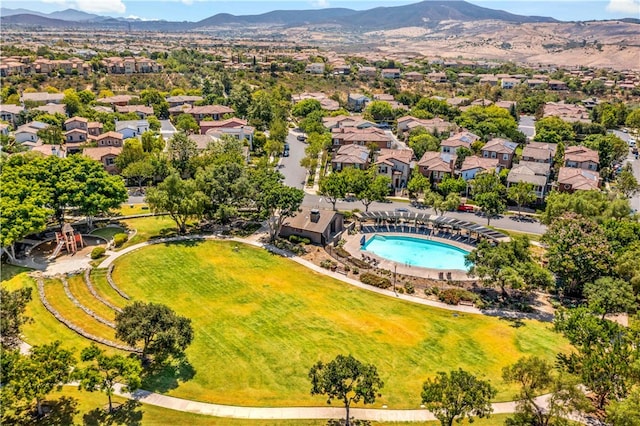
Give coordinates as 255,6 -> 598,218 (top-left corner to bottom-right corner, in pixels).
45,387 -> 516,426
113,203 -> 151,216
120,216 -> 182,248
110,240 -> 570,408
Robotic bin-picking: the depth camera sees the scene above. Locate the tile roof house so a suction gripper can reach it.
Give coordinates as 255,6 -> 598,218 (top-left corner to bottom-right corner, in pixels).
440,131 -> 480,154
331,127 -> 392,149
507,161 -> 551,200
521,142 -> 557,163
116,105 -> 154,119
381,68 -> 401,79
115,120 -> 150,139
182,105 -> 235,122
481,138 -> 518,169
331,144 -> 370,171
64,116 -> 89,132
0,104 -> 24,126
95,131 -> 124,147
564,146 -> 599,171
200,118 -> 248,134
15,121 -> 48,144
396,116 -> 456,134
166,95 -> 203,107
96,95 -> 138,107
21,92 -> 65,104
347,93 -> 370,112
83,146 -> 122,173
543,101 -> 591,123
323,115 -> 376,130
375,148 -> 414,191
557,167 -> 600,192
417,151 -> 456,183
33,103 -> 67,116
459,156 -> 500,181
404,71 -> 423,81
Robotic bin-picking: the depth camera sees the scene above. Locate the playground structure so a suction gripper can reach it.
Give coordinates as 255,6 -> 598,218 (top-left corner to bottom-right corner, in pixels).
50,223 -> 84,259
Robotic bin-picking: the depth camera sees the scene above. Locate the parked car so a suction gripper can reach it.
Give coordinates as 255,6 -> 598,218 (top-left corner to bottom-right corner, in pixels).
297,134 -> 307,142
394,207 -> 409,213
457,204 -> 475,212
283,150 -> 289,157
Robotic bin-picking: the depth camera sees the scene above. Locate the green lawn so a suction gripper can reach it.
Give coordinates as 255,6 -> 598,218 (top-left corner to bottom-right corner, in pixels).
45,387 -> 515,426
110,240 -> 570,408
120,216 -> 182,248
113,203 -> 151,216
1,263 -> 32,282
90,226 -> 126,241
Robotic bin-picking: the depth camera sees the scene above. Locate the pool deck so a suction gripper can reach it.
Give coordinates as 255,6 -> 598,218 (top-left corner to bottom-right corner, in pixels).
342,232 -> 475,282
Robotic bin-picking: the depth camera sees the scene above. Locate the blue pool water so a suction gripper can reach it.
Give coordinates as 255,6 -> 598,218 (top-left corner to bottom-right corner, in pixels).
361,235 -> 470,270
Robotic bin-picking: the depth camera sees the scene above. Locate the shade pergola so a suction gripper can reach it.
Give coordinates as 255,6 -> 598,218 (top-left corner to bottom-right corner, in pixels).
354,211 -> 508,242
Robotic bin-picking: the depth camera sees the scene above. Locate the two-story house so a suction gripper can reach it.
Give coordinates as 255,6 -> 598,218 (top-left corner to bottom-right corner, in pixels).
459,156 -> 500,181
347,94 -> 370,112
64,116 -> 88,132
15,121 -> 48,144
331,127 -> 392,149
331,144 -> 370,171
95,131 -> 124,147
381,68 -> 401,79
521,142 -> 557,163
417,151 -> 456,184
375,148 -> 414,191
83,147 -> 122,174
506,161 -> 551,201
166,95 -> 203,108
116,105 -> 154,119
481,138 -> 518,169
557,167 -> 600,192
564,146 -> 599,171
115,120 -> 150,139
0,104 -> 24,126
440,131 -> 480,154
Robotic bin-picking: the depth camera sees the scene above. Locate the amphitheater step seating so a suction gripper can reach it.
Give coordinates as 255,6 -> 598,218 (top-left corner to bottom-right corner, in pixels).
89,269 -> 129,309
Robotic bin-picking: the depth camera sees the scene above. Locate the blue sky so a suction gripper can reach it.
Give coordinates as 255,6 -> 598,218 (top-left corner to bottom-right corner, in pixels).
3,0 -> 639,22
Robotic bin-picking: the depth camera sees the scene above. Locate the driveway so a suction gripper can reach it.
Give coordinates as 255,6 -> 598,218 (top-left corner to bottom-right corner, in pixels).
278,130 -> 308,189
519,115 -> 535,140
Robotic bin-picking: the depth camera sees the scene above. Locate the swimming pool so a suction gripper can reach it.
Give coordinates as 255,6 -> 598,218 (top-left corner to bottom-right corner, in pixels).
361,235 -> 470,270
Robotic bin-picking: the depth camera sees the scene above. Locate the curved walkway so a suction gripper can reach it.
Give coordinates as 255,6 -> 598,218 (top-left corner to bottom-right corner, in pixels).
97,234 -> 553,322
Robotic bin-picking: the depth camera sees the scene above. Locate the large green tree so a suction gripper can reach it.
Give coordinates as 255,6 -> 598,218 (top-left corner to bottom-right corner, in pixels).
168,132 -> 198,177
584,277 -> 636,320
319,172 -> 348,211
471,172 -> 506,226
146,173 -> 208,233
421,369 -> 496,426
115,301 -> 194,362
78,344 -> 142,412
309,354 -> 383,426
543,213 -> 614,297
533,116 -> 575,143
0,287 -> 32,349
507,181 -> 537,217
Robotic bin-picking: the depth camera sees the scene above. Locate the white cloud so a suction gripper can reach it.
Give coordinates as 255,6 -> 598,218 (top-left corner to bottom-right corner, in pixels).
181,0 -> 194,5
41,0 -> 126,14
126,14 -> 155,21
310,0 -> 330,7
606,0 -> 640,14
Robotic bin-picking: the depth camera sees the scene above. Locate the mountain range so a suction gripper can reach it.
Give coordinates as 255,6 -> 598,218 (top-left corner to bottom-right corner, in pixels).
1,0 -> 559,31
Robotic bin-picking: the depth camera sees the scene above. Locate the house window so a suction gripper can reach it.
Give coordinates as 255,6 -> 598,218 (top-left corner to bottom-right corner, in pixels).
443,147 -> 450,153
483,152 -> 488,158
503,154 -> 509,160
564,184 -> 571,190
105,157 -> 115,166
491,152 -> 497,158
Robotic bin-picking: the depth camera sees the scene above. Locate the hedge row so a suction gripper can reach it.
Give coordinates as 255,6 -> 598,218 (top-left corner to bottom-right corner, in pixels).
360,273 -> 392,289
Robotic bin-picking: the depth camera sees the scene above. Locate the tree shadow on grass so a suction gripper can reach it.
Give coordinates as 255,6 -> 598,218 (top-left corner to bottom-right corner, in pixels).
140,355 -> 196,394
82,400 -> 142,426
499,316 -> 526,328
164,238 -> 205,248
36,396 -> 79,426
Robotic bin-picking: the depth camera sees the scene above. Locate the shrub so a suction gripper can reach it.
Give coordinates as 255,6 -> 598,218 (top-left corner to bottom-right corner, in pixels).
334,247 -> 350,258
91,247 -> 106,259
360,273 -> 391,289
404,282 -> 415,294
438,288 -> 477,305
288,235 -> 311,245
113,233 -> 128,247
349,257 -> 370,269
352,267 -> 359,275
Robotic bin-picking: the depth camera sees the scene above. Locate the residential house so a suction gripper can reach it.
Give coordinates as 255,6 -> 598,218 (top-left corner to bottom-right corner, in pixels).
557,167 -> 600,192
404,71 -> 423,82
479,75 -> 498,86
200,118 -> 249,134
188,134 -> 213,151
543,101 -> 591,123
166,95 -> 203,108
31,144 -> 65,157
34,103 -> 67,116
331,127 -> 392,149
417,151 -> 456,183
64,128 -> 88,144
548,80 -> 568,90
83,147 -> 122,173
521,142 -> 557,163
347,94 -> 370,112
115,120 -> 150,139
507,161 -> 551,201
375,148 -> 414,190
331,144 -> 370,171
15,121 -> 48,144
381,68 -> 401,79
280,208 -> 344,245
332,65 -> 351,75
501,78 -> 520,89
116,105 -> 154,119
459,156 -> 499,181
427,72 -> 447,83
305,63 -> 325,74
358,66 -> 377,78
64,116 -> 88,132
440,131 -> 480,154
185,105 -> 234,122
481,138 -> 518,169
526,79 -> 546,89
87,122 -> 103,137
494,100 -> 517,111
564,146 -> 599,171
95,131 -> 124,147
21,92 -> 65,105
323,115 -> 375,130
292,93 -> 340,111
0,123 -> 9,136
96,95 -> 138,107
397,116 -> 456,134
0,104 -> 24,126
205,125 -> 255,149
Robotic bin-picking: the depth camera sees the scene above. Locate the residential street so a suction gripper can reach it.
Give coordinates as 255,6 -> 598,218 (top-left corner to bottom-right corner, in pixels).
278,130 -> 308,189
518,115 -> 536,139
